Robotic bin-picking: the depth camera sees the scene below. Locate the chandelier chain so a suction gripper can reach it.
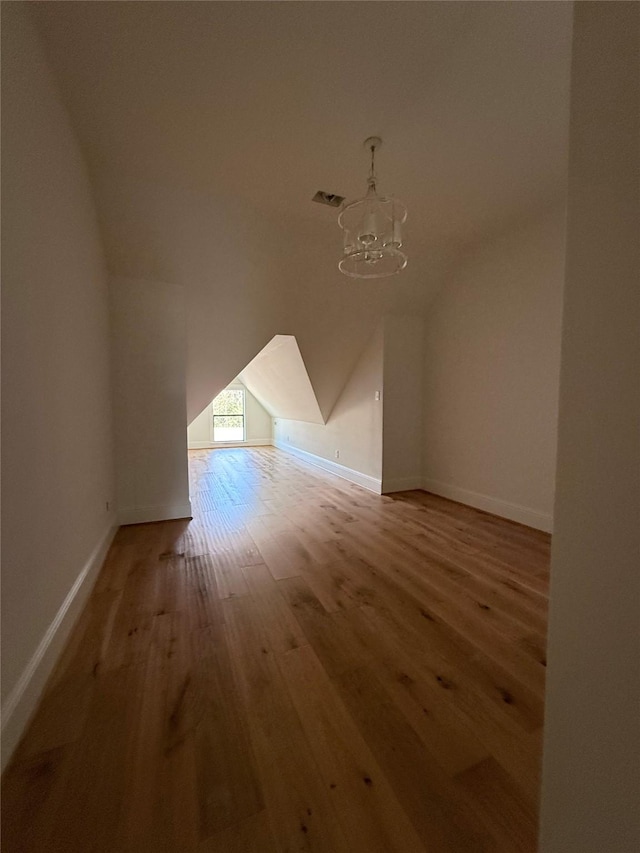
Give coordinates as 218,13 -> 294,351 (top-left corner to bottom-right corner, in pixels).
368,144 -> 377,189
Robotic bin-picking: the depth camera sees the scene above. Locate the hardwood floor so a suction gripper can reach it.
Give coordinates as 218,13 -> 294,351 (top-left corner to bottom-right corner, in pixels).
2,447 -> 550,852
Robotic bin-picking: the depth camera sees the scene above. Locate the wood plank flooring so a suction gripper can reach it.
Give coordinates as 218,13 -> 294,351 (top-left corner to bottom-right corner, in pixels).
2,447 -> 550,852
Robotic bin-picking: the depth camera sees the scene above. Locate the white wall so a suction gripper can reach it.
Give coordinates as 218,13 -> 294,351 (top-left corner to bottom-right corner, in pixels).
540,3 -> 640,851
111,278 -> 191,525
1,5 -> 115,769
382,316 -> 424,492
186,406 -> 211,446
421,207 -> 566,531
187,380 -> 272,448
245,388 -> 273,442
274,326 -> 384,490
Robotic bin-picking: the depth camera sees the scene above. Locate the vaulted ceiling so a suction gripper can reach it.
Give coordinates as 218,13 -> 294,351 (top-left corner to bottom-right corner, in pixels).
33,1 -> 572,421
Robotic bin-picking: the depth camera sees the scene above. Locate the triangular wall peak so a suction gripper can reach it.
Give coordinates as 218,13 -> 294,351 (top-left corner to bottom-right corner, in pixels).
239,335 -> 325,425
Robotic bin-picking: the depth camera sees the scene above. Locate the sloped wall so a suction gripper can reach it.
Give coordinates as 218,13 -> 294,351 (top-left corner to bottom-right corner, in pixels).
239,335 -> 324,425
273,325 -> 384,488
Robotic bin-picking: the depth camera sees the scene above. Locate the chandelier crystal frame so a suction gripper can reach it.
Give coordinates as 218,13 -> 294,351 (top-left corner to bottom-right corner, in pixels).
338,137 -> 408,279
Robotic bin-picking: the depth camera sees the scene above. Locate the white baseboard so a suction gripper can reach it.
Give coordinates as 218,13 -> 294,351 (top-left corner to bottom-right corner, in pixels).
118,501 -> 192,526
422,477 -> 553,533
382,475 -> 424,494
1,520 -> 118,772
188,438 -> 272,449
274,440 -> 382,494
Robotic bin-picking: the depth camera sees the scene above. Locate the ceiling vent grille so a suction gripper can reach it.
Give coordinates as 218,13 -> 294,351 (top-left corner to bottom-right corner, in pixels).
312,190 -> 345,208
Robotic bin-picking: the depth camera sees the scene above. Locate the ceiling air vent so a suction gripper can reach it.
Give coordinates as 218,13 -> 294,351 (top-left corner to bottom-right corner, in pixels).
312,190 -> 345,208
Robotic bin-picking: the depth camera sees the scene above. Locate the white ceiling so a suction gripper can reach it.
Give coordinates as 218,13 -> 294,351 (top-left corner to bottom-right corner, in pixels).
32,2 -> 573,419
34,1 -> 572,255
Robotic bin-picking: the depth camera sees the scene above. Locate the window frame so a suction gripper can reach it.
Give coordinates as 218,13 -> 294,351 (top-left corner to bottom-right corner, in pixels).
210,386 -> 246,444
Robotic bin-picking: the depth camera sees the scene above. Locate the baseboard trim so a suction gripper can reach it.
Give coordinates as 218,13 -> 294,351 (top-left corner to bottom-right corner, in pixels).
188,439 -> 272,449
118,501 -> 193,526
382,475 -> 424,494
274,440 -> 382,494
1,520 -> 118,772
422,477 -> 553,532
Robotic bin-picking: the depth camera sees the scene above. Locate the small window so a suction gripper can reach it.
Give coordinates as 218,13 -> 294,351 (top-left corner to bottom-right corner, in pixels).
212,388 -> 245,442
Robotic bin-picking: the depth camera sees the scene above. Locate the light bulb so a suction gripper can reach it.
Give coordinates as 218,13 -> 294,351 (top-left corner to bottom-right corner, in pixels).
392,219 -> 402,247
359,211 -> 377,246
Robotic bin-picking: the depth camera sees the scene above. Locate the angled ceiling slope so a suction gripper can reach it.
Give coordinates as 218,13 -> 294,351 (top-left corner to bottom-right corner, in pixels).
239,335 -> 324,425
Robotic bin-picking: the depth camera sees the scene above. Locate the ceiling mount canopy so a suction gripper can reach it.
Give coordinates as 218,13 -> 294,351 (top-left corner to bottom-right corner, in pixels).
338,137 -> 408,279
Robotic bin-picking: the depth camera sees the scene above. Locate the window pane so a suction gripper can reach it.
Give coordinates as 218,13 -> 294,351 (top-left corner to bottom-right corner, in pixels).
213,415 -> 244,442
212,389 -> 244,416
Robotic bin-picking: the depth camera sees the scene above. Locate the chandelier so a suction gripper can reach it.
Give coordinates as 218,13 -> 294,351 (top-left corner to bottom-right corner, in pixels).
338,137 -> 407,279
